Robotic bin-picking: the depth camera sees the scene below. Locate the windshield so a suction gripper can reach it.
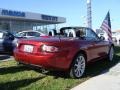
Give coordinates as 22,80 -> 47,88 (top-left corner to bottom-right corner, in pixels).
54,27 -> 100,41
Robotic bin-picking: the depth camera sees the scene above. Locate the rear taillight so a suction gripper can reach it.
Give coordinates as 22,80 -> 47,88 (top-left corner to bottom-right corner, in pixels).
41,45 -> 59,52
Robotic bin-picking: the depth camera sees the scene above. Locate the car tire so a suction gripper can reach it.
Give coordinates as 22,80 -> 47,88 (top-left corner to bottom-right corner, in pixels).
107,46 -> 114,62
69,53 -> 86,78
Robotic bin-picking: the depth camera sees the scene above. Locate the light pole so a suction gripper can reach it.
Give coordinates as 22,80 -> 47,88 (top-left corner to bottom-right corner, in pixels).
87,0 -> 92,28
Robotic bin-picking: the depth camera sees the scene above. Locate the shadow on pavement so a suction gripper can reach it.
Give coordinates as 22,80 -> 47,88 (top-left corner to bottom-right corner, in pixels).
0,76 -> 45,90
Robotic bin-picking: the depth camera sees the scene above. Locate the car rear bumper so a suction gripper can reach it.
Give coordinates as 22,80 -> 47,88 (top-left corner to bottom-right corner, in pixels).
14,49 -> 70,71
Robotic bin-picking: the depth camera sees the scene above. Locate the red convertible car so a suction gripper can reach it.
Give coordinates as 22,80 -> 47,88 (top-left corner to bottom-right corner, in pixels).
14,27 -> 114,78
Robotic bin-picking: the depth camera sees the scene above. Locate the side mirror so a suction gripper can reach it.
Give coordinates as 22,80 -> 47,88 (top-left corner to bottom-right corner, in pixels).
100,36 -> 105,41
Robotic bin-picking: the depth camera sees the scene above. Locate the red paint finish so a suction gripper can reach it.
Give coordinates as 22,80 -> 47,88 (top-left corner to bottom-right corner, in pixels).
14,27 -> 112,71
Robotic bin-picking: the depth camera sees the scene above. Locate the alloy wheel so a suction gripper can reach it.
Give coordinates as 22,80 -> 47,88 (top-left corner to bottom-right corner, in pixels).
70,54 -> 86,78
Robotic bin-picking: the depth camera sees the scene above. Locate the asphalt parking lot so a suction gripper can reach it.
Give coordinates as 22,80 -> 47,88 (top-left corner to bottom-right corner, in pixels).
0,54 -> 13,61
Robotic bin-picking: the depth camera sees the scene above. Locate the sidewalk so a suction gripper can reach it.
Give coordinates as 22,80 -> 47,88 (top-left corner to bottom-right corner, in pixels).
71,62 -> 120,90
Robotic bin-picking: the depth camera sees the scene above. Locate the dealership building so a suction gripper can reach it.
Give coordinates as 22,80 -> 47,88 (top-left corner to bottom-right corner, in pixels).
0,8 -> 66,33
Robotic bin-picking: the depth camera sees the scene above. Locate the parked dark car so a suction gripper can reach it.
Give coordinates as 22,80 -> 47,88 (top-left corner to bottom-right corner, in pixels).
0,30 -> 22,53
14,27 -> 114,78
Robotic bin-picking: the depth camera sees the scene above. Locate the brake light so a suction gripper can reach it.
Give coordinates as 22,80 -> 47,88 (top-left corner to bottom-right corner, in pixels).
41,45 -> 59,52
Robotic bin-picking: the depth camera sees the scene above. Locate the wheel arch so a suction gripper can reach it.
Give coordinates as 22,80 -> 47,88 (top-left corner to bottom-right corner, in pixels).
69,49 -> 87,70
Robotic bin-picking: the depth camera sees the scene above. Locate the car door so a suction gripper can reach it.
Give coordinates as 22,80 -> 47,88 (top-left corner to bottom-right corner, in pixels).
85,28 -> 109,60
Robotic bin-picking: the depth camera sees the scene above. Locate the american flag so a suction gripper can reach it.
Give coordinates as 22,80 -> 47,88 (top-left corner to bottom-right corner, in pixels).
100,11 -> 112,42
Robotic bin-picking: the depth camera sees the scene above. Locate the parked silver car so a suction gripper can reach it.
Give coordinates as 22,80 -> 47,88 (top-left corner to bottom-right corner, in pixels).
16,30 -> 46,38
